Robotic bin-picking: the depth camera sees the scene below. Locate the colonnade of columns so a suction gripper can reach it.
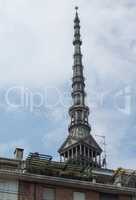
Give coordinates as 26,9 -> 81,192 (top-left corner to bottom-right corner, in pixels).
60,144 -> 101,167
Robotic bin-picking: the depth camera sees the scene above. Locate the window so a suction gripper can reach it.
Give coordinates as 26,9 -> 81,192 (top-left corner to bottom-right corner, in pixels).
0,180 -> 18,200
43,188 -> 55,200
100,193 -> 118,200
73,192 -> 85,200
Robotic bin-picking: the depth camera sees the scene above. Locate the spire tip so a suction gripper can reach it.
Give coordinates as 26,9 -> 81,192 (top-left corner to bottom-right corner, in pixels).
75,6 -> 79,11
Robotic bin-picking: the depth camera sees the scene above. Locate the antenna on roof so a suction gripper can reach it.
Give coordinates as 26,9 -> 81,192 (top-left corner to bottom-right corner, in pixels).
95,134 -> 107,169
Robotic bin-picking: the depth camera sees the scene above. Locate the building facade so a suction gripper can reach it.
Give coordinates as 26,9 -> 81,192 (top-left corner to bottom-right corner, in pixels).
0,7 -> 136,200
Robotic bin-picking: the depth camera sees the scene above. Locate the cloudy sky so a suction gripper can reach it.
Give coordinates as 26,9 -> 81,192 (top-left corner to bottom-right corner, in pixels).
0,0 -> 136,169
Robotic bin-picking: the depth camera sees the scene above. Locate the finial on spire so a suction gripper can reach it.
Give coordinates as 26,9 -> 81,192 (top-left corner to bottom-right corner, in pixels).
75,6 -> 79,15
74,6 -> 80,23
75,6 -> 79,11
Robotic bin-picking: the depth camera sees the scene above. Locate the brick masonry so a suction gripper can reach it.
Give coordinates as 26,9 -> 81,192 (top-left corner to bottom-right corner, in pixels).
119,195 -> 132,200
56,187 -> 73,200
18,181 -> 133,200
86,191 -> 99,200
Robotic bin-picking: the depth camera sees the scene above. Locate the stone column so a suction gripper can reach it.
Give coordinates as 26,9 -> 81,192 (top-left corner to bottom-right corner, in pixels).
63,154 -> 65,162
71,148 -> 74,159
91,150 -> 93,161
80,144 -> 82,155
76,146 -> 78,157
84,145 -> 86,156
99,155 -> 101,167
67,151 -> 70,160
87,148 -> 90,159
95,152 -> 97,165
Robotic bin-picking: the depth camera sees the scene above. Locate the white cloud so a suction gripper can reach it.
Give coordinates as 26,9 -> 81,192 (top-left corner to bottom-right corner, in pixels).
0,0 -> 136,87
0,0 -> 136,168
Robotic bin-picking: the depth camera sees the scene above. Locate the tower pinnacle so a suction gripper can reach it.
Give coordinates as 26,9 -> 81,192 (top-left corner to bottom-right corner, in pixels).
58,8 -> 102,167
69,7 -> 90,137
75,6 -> 79,21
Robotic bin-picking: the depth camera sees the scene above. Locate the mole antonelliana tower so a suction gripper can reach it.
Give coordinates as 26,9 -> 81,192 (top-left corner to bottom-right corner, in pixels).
58,7 -> 102,167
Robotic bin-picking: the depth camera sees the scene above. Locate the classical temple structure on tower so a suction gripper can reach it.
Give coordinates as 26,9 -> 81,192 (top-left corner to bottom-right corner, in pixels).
0,7 -> 135,200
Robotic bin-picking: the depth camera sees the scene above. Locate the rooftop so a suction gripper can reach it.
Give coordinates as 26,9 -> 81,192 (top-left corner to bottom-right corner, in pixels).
0,150 -> 135,193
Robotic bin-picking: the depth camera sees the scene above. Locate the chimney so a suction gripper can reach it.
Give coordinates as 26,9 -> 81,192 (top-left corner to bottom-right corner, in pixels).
14,148 -> 24,160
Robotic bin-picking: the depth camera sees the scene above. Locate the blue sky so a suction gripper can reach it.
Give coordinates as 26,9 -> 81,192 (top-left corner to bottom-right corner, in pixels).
0,0 -> 136,169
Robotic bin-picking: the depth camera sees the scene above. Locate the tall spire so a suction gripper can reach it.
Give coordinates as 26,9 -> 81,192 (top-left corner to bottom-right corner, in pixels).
69,7 -> 91,138
58,8 -> 102,167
